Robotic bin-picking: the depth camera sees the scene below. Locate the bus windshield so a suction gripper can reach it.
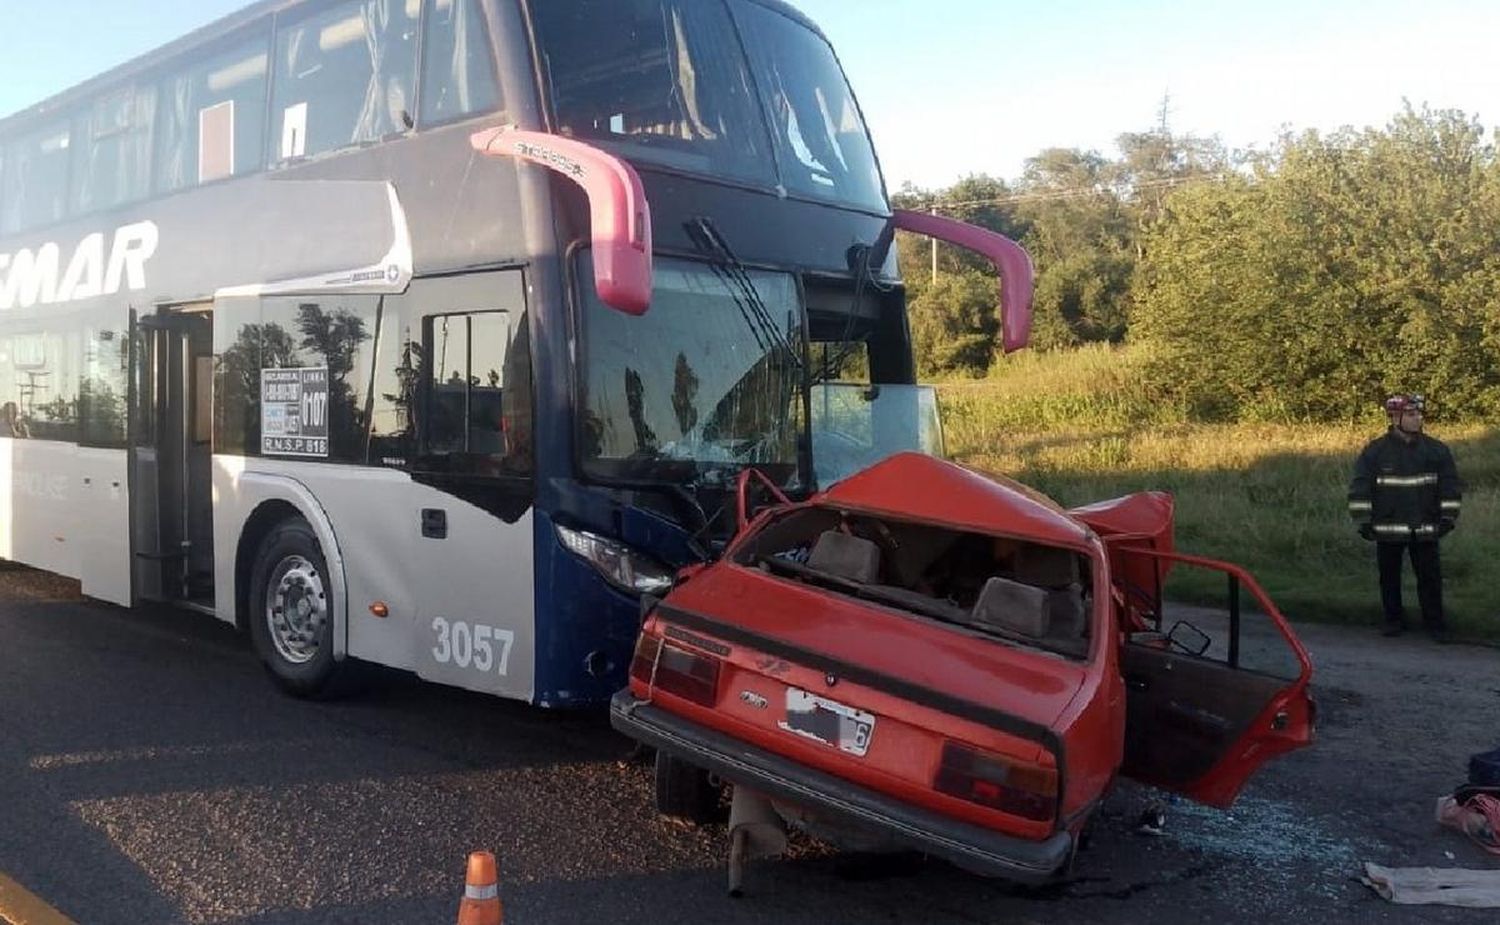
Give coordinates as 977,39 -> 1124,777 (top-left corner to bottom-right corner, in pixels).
579,255 -> 804,488
533,0 -> 886,212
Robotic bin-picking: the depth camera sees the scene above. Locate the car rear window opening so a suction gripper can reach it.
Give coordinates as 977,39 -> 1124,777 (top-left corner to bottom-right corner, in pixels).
735,507 -> 1092,659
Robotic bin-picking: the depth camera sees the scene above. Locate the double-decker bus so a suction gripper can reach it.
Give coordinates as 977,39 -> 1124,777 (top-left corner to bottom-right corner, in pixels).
0,0 -> 1029,706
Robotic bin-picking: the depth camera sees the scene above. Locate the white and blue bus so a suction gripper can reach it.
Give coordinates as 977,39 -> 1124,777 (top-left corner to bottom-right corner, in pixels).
0,0 -> 1029,706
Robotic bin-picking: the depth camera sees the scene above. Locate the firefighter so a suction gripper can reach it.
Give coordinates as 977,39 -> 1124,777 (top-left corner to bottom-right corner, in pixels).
1347,394 -> 1461,640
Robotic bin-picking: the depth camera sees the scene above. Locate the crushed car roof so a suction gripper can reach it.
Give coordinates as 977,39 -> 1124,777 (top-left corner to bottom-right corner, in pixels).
817,453 -> 1095,549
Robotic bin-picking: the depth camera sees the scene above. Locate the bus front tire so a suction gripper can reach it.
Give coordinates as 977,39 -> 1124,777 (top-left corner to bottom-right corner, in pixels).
248,518 -> 344,698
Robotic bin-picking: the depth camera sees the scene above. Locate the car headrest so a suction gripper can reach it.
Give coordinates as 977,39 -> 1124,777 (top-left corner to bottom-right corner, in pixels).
1012,545 -> 1080,588
972,576 -> 1050,638
1047,583 -> 1088,640
806,530 -> 881,584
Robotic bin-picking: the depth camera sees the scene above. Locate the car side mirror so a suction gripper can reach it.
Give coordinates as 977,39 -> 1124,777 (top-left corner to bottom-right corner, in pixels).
1166,620 -> 1212,657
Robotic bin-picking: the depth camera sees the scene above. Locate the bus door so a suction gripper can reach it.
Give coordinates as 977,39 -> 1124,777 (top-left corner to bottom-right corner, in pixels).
131,304 -> 215,609
390,272 -> 537,700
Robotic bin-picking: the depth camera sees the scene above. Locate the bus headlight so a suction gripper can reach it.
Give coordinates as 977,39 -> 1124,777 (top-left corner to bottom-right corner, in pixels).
554,524 -> 675,595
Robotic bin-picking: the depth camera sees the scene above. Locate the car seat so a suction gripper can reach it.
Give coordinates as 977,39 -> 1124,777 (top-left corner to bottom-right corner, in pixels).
806,530 -> 881,584
1013,545 -> 1087,641
972,576 -> 1051,638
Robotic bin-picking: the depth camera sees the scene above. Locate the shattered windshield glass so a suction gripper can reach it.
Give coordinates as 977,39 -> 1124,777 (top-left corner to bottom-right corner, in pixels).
578,255 -> 804,487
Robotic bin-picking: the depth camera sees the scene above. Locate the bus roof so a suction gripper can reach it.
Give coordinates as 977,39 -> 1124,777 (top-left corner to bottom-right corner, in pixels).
0,0 -> 829,135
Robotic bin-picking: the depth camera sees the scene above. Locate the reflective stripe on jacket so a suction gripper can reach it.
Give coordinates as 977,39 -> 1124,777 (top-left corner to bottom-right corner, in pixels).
1347,429 -> 1461,542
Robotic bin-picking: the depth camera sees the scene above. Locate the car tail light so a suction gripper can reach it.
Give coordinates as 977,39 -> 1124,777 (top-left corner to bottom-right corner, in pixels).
933,741 -> 1058,822
629,633 -> 721,707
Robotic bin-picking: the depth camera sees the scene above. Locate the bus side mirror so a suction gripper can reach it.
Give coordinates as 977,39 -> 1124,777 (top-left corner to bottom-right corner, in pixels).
471,126 -> 654,315
890,210 -> 1033,352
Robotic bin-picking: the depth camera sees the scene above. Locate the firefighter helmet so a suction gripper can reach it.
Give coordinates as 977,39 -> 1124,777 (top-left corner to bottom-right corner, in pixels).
1384,393 -> 1426,415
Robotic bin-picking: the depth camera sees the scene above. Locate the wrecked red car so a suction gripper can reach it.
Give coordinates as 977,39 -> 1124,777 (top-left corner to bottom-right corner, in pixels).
610,453 -> 1314,882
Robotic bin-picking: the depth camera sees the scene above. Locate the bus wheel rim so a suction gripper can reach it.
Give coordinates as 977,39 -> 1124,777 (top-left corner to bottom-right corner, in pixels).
266,555 -> 326,666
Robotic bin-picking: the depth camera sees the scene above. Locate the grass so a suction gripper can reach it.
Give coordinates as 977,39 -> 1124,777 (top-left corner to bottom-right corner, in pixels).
938,345 -> 1500,642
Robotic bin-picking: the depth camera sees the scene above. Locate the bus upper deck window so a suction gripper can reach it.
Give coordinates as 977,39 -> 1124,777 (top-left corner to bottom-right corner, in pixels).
271,0 -> 419,162
71,86 -> 156,215
732,1 -> 886,211
531,0 -> 771,186
156,33 -> 271,192
1,122 -> 71,234
419,0 -> 499,125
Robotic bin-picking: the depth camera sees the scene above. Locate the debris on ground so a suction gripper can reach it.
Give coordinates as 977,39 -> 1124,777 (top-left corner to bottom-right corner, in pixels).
1437,789 -> 1500,856
1134,806 -> 1167,837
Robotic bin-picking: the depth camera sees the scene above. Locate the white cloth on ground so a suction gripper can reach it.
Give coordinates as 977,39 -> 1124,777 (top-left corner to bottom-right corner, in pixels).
1361,862 -> 1500,908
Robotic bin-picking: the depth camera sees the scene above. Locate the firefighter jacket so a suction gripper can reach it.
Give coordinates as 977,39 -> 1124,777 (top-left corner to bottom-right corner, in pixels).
1347,429 -> 1461,543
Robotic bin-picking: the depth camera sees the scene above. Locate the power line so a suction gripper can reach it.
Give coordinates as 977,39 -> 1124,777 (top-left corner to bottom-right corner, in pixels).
904,173 -> 1230,212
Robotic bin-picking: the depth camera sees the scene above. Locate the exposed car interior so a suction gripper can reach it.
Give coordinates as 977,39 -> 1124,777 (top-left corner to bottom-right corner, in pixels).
734,507 -> 1092,658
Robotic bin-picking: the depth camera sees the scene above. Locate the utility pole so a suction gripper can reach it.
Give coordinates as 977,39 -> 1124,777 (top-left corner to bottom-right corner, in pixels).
930,204 -> 938,284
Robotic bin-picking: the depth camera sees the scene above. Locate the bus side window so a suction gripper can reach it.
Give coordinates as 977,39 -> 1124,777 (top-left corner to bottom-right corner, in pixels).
71,85 -> 156,215
1,120 -> 71,234
417,310 -> 531,478
155,29 -> 271,193
271,0 -> 419,163
419,0 -> 500,126
426,314 -> 472,455
80,317 -> 130,448
466,313 -> 508,456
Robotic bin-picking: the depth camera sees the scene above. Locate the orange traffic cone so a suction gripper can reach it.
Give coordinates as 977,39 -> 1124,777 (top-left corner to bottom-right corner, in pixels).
457,851 -> 503,925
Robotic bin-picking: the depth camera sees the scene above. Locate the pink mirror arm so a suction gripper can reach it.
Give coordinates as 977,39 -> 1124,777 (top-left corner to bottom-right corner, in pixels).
891,209 -> 1034,352
471,126 -> 653,315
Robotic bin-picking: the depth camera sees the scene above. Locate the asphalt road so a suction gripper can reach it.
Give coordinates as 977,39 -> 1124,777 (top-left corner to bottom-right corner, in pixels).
0,564 -> 1495,924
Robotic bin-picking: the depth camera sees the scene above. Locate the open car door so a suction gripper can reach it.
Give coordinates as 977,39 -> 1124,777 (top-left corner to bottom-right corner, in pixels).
1075,495 -> 1315,808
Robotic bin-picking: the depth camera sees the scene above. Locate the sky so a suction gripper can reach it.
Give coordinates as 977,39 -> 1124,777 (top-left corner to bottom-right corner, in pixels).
5,0 -> 1500,190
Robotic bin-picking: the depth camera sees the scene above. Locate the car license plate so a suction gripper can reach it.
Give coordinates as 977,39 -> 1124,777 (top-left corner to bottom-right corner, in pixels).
779,689 -> 875,757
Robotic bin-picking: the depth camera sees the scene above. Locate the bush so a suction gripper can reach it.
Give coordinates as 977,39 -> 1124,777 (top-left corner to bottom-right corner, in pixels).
1132,106 -> 1500,422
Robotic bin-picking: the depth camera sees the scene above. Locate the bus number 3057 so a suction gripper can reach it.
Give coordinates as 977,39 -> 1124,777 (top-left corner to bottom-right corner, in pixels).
431,618 -> 516,675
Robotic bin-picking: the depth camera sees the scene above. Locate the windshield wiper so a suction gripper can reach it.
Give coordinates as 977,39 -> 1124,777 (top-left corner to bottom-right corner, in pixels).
815,221 -> 897,385
686,217 -> 802,372
685,217 -> 813,493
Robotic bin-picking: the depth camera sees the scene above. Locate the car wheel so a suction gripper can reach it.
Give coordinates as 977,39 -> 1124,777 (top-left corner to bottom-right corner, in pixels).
654,752 -> 724,823
248,518 -> 345,698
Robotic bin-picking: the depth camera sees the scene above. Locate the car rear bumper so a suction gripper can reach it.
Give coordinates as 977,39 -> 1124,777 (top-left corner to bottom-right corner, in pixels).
610,691 -> 1074,883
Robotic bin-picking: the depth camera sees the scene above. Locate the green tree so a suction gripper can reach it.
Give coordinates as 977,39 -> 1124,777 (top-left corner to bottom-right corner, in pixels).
1133,104 -> 1500,420
1013,148 -> 1135,347
909,271 -> 998,377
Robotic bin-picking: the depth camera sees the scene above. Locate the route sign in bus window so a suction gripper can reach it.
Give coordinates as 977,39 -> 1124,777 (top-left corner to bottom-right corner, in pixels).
261,367 -> 329,458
